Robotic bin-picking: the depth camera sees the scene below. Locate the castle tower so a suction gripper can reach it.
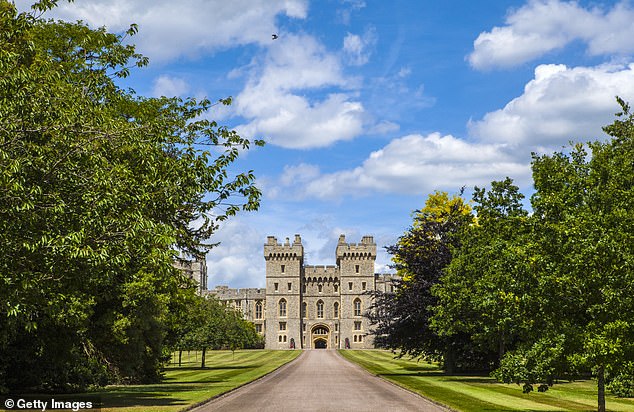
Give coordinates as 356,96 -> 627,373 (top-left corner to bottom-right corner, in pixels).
264,235 -> 303,349
337,235 -> 376,348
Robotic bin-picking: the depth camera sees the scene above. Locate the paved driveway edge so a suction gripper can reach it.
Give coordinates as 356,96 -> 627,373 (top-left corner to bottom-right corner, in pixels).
184,350 -> 305,412
335,350 -> 455,412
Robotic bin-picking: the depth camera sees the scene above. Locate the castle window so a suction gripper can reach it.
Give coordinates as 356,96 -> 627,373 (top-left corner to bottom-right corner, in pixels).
353,335 -> 358,342
336,336 -> 339,344
334,284 -> 338,292
288,282 -> 292,291
354,298 -> 362,316
302,284 -> 306,293
279,299 -> 287,317
318,284 -> 323,293
348,282 -> 353,291
279,335 -> 283,342
316,300 -> 324,318
274,282 -> 278,292
303,323 -> 306,332
362,281 -> 366,290
279,322 -> 286,331
333,302 -> 339,318
283,335 -> 287,343
334,323 -> 338,331
255,301 -> 263,319
302,302 -> 307,318
255,324 -> 262,333
355,264 -> 359,273
354,321 -> 362,331
281,264 -> 285,273
359,335 -> 364,342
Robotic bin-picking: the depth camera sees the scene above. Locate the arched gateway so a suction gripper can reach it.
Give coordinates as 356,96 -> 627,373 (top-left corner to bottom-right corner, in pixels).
311,325 -> 329,349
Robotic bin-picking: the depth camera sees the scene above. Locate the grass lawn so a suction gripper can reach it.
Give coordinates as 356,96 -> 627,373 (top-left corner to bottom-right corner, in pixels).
84,349 -> 300,411
339,350 -> 634,412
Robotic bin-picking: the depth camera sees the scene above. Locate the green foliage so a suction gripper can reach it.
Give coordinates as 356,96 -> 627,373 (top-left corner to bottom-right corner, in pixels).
368,191 -> 488,371
174,296 -> 263,367
0,1 -> 262,391
433,178 -> 534,368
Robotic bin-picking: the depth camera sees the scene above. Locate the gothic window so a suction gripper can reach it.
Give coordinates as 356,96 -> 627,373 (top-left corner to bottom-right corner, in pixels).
354,298 -> 361,317
279,299 -> 287,317
255,301 -> 263,319
318,284 -> 323,293
316,300 -> 324,318
334,284 -> 338,292
333,302 -> 339,318
278,335 -> 282,342
353,335 -> 358,342
283,335 -> 287,342
313,327 -> 328,335
354,321 -> 362,330
279,322 -> 286,331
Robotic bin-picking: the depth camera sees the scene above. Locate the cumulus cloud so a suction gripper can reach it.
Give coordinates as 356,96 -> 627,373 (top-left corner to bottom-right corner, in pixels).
233,34 -> 367,149
469,63 -> 634,147
271,133 -> 529,200
469,0 -> 634,70
151,75 -> 189,97
39,0 -> 308,62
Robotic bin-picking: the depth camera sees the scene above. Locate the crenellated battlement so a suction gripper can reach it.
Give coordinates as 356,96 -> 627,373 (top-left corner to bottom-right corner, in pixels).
303,265 -> 338,277
264,234 -> 304,261
335,234 -> 376,260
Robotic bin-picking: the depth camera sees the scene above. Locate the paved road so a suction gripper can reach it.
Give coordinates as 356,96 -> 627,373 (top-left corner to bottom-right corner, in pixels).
194,350 -> 447,412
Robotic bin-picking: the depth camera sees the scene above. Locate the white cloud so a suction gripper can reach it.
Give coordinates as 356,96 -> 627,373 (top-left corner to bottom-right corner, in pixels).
233,34 -> 367,149
469,0 -> 634,70
271,133 -> 529,200
343,28 -> 377,66
39,0 -> 308,62
151,75 -> 189,97
206,219 -> 266,288
469,63 -> 634,146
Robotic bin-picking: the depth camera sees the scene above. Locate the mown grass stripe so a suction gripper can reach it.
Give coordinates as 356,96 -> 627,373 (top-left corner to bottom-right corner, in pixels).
340,350 -> 634,412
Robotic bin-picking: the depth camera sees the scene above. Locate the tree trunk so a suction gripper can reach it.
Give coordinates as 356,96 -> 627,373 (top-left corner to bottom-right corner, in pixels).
178,350 -> 182,367
444,347 -> 456,375
597,365 -> 606,412
201,347 -> 206,369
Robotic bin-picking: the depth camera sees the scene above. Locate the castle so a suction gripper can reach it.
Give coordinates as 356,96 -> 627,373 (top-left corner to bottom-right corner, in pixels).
210,234 -> 398,349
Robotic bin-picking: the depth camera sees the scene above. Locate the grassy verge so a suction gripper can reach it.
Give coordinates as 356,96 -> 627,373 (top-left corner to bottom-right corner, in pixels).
339,350 -> 634,412
84,349 -> 300,411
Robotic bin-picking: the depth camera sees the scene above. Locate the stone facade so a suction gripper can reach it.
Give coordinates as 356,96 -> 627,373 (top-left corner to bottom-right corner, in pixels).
174,255 -> 208,296
210,234 -> 399,350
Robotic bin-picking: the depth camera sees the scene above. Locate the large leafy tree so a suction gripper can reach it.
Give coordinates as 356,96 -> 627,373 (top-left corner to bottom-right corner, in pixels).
433,178 -> 535,369
368,192 -> 489,372
494,99 -> 634,411
0,1 -> 262,391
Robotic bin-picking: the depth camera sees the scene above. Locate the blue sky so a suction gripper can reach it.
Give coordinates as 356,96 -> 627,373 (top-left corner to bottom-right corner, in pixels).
30,0 -> 634,288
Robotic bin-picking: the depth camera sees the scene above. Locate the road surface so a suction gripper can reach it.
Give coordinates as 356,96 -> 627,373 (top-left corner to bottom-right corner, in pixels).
193,350 -> 447,412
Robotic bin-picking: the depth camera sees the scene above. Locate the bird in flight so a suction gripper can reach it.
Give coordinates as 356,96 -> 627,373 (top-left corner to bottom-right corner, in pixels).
272,34 -> 279,40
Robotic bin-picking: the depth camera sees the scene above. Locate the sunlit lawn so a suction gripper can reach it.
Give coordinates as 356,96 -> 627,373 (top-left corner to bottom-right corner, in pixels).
340,350 -> 634,412
85,350 -> 300,411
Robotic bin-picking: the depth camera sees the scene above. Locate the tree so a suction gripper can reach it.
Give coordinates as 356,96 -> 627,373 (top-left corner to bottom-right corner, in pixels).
494,99 -> 634,411
0,1 -> 263,391
176,297 -> 263,368
368,191 -> 486,372
433,178 -> 535,369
